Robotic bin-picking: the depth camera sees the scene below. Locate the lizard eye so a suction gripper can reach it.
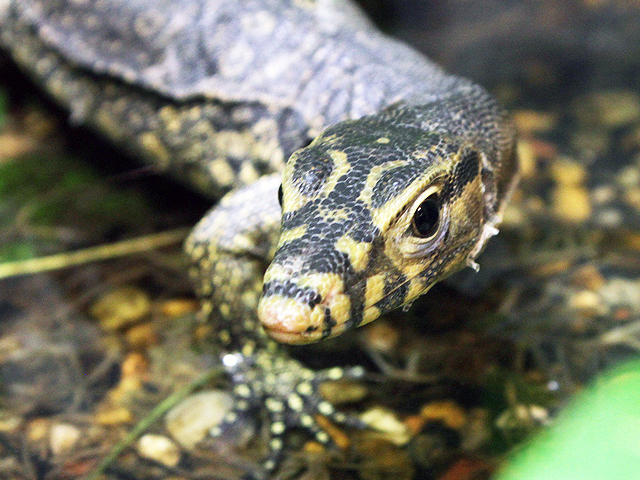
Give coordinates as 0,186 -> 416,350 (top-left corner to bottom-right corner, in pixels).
411,193 -> 440,238
277,184 -> 283,207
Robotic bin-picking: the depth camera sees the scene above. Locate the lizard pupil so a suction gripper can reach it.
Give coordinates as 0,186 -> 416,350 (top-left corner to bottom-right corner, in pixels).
412,194 -> 440,238
277,184 -> 283,207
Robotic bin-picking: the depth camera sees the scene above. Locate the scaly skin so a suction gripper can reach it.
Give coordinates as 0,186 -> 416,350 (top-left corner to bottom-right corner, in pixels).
259,89 -> 518,345
0,0 -> 518,472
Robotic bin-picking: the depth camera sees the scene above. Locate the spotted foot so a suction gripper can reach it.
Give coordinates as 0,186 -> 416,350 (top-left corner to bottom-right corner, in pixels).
211,349 -> 366,472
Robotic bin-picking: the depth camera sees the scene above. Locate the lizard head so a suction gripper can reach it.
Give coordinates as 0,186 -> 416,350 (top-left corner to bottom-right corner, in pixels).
258,106 -> 517,345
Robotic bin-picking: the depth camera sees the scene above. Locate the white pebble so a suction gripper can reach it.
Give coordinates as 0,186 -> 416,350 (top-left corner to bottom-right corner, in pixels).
166,390 -> 234,449
137,434 -> 180,467
49,423 -> 81,456
360,407 -> 411,446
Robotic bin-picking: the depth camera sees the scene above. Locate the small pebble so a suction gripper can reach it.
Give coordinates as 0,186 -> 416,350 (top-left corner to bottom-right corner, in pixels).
95,406 -> 134,425
0,415 -> 22,433
360,407 -> 411,446
0,133 -> 37,161
552,185 -> 592,222
124,322 -> 158,348
618,165 -> 640,188
166,390 -> 234,449
90,286 -> 151,330
591,185 -> 616,205
550,157 -> 587,186
420,401 -> 467,430
137,434 -> 181,467
363,320 -> 401,354
624,187 -> 640,212
513,110 -> 557,133
105,353 -> 148,403
121,352 -> 149,378
27,418 -> 50,443
49,423 -> 81,456
303,440 -> 327,455
595,208 -> 623,227
160,298 -> 199,318
516,140 -> 537,180
404,415 -> 426,436
569,290 -> 606,317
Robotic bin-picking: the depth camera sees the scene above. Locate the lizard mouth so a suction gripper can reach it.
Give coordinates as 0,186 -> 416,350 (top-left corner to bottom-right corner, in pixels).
258,280 -> 353,345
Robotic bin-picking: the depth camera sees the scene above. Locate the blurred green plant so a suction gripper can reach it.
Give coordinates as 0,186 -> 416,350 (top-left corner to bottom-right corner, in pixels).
496,358 -> 640,480
0,152 -> 154,262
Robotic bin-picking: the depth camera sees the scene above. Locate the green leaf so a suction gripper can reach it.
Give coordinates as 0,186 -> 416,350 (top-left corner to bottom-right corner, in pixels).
496,359 -> 640,480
